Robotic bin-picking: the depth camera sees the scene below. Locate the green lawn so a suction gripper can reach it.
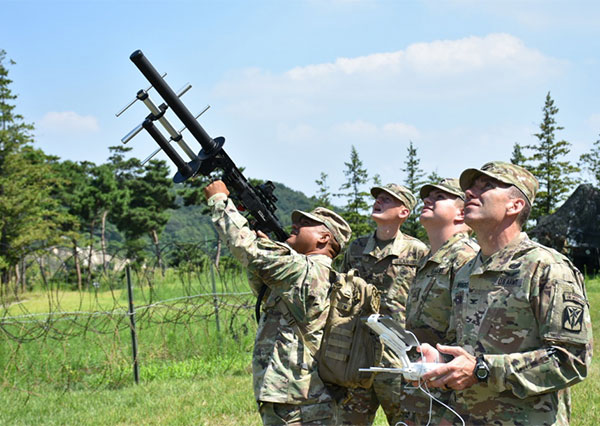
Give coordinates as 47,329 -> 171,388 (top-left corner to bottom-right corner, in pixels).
0,277 -> 598,425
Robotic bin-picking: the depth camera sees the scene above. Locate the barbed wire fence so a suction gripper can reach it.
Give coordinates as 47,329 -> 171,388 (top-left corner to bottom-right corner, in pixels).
0,240 -> 258,394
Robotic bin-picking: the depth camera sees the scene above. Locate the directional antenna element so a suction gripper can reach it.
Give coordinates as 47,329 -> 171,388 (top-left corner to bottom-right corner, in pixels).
116,56 -> 211,167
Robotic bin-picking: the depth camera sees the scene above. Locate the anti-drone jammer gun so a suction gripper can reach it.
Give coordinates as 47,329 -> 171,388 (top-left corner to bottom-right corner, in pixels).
117,49 -> 289,242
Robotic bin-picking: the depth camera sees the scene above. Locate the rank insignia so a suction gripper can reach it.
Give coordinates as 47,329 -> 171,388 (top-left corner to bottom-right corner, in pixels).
562,306 -> 583,332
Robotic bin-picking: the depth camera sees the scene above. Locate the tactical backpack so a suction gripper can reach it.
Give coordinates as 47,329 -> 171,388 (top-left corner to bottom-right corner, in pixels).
277,269 -> 383,389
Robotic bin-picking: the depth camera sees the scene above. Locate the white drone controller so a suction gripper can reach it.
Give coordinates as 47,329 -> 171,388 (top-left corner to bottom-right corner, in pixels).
359,314 -> 441,381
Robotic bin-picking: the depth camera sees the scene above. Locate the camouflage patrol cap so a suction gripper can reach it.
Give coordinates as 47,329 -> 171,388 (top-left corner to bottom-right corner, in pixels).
419,178 -> 464,200
370,183 -> 417,211
459,161 -> 539,205
291,207 -> 352,250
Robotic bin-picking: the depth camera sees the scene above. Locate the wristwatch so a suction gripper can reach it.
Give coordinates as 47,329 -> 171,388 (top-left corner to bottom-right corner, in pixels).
474,355 -> 490,382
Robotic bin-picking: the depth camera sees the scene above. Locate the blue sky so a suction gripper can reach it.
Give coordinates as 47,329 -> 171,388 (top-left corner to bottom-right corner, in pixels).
2,0 -> 599,199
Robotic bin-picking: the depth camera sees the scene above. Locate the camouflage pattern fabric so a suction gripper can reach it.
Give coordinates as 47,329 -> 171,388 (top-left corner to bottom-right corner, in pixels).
209,195 -> 334,408
406,232 -> 479,345
447,232 -> 593,425
259,401 -> 337,425
337,231 -> 428,425
402,232 -> 479,424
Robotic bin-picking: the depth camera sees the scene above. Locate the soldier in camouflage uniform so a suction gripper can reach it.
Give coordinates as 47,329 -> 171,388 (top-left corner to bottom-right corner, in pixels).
337,183 -> 428,425
204,180 -> 352,426
403,178 -> 479,424
421,162 -> 593,425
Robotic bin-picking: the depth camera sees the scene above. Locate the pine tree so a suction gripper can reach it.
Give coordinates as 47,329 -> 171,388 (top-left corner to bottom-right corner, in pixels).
313,172 -> 334,209
525,92 -> 580,222
125,159 -> 178,272
510,142 -> 527,166
401,141 -> 426,240
579,134 -> 600,186
336,146 -> 372,238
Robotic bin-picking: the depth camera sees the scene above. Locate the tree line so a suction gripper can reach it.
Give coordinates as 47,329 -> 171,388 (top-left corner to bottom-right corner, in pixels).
1,49 -> 599,290
317,92 -> 600,241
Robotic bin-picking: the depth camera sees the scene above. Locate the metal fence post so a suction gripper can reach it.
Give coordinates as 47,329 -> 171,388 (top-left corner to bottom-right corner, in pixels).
126,265 -> 140,384
210,261 -> 221,338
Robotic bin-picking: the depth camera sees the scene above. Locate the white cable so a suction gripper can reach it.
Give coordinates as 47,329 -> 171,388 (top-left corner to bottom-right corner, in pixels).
398,330 -> 466,426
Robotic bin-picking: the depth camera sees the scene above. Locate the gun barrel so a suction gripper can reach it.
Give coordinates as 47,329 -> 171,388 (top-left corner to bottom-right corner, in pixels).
130,50 -> 219,156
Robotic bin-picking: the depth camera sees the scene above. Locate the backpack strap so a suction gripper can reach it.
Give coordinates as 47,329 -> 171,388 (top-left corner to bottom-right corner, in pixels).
274,295 -> 319,357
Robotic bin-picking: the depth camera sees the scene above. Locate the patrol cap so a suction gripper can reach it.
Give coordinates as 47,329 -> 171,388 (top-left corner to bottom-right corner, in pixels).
419,178 -> 464,201
459,161 -> 539,205
370,183 -> 417,211
291,207 -> 352,250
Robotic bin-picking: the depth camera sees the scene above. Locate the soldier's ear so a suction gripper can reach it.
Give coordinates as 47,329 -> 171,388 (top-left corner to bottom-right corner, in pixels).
454,207 -> 465,224
507,197 -> 526,218
397,206 -> 410,220
317,231 -> 332,245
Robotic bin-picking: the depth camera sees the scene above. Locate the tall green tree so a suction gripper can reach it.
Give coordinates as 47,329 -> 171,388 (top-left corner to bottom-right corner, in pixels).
50,159 -> 88,289
525,92 -> 580,222
510,142 -> 527,166
124,159 -> 178,271
401,141 -> 426,240
336,145 -> 372,238
313,172 -> 334,209
579,134 -> 600,186
0,50 -> 61,287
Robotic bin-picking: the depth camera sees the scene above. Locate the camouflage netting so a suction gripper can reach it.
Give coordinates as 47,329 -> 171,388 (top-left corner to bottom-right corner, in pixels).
530,184 -> 600,274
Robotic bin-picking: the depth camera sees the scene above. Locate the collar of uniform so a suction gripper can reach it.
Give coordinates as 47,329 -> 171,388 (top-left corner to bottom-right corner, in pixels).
307,253 -> 333,267
418,232 -> 469,271
430,232 -> 471,264
473,232 -> 529,273
362,231 -> 406,258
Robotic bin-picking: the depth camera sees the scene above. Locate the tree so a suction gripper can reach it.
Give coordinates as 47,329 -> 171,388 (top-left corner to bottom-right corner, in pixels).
0,50 -> 62,288
313,172 -> 334,209
123,159 -> 178,272
336,146 -> 372,238
525,92 -> 580,222
579,134 -> 600,186
177,170 -> 224,267
510,142 -> 527,166
50,159 -> 88,289
401,141 -> 426,240
426,169 -> 442,184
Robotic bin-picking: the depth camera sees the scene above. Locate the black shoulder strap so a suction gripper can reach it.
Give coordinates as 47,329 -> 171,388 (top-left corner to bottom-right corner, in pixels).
255,284 -> 268,323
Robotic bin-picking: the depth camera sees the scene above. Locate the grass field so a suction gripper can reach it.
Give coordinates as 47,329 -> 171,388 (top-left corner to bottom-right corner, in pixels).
0,275 -> 598,425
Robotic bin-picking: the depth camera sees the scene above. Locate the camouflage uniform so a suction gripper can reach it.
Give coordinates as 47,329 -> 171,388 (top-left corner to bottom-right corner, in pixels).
446,232 -> 593,425
440,161 -> 593,425
403,231 -> 479,424
338,184 -> 428,425
209,195 -> 346,425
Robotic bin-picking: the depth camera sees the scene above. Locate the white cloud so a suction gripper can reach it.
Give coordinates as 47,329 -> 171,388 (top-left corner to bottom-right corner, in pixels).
214,33 -> 565,121
287,33 -> 557,79
39,111 -> 99,135
208,34 -> 567,196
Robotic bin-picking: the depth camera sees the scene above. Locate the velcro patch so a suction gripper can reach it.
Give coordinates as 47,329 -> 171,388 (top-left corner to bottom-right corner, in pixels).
562,306 -> 584,332
456,281 -> 469,289
495,277 -> 523,287
563,292 -> 585,306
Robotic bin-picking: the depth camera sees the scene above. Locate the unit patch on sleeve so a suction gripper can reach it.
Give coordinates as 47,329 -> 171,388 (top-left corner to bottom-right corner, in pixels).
562,305 -> 584,333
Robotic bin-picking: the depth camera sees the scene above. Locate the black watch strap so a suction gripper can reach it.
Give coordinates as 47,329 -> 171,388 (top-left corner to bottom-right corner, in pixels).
474,354 -> 490,382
